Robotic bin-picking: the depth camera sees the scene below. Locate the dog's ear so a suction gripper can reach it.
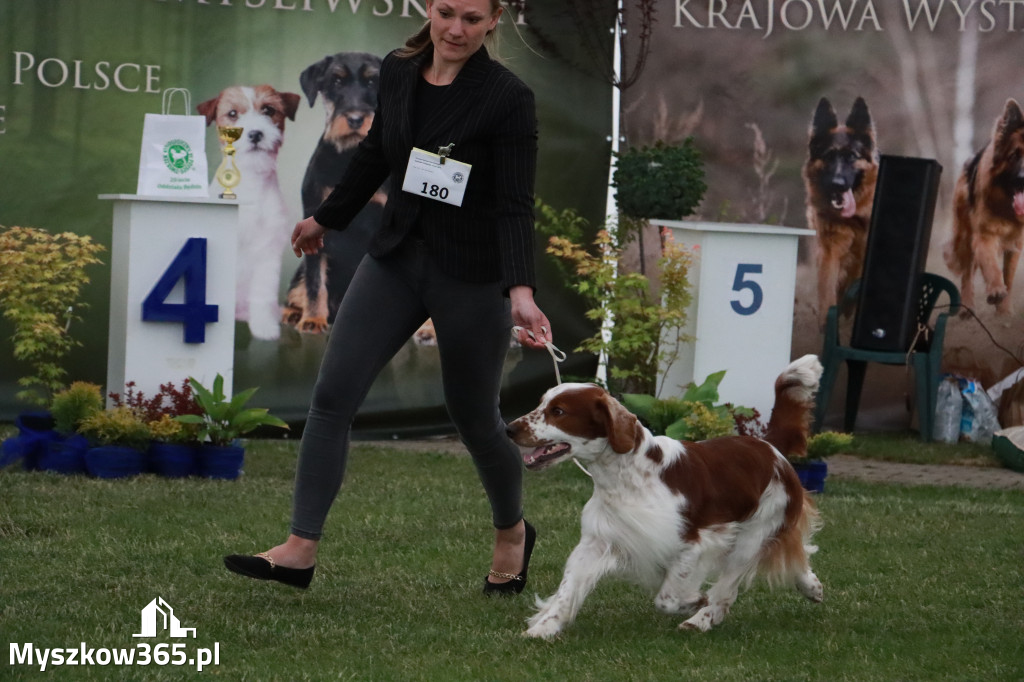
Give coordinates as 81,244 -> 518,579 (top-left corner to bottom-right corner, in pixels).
196,95 -> 220,127
810,97 -> 837,136
808,97 -> 837,159
994,98 -> 1024,153
845,97 -> 873,138
597,394 -> 641,454
300,56 -> 333,106
280,92 -> 302,121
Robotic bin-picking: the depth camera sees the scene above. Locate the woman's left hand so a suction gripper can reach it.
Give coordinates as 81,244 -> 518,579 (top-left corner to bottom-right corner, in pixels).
509,285 -> 552,350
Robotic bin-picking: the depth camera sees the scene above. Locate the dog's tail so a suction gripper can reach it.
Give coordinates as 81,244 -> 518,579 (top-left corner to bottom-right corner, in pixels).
757,490 -> 822,589
763,354 -> 823,459
757,355 -> 825,588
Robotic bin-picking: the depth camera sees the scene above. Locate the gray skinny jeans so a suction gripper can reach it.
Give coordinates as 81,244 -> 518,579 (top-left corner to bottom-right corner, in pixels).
290,239 -> 523,539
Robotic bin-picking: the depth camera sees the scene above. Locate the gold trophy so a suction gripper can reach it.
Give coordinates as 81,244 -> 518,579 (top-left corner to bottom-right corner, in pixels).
214,126 -> 243,199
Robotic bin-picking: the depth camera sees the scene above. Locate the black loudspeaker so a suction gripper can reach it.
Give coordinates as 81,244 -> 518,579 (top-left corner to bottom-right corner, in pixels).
850,155 -> 942,351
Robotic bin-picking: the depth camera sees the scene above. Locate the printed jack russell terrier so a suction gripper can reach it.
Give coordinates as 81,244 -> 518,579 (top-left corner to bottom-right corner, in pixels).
198,84 -> 301,341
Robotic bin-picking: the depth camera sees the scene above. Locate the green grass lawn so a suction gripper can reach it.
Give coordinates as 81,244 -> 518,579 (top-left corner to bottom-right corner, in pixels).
842,431 -> 1003,466
2,439 -> 1023,681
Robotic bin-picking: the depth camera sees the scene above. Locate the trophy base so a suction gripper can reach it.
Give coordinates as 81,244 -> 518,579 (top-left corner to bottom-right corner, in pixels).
218,191 -> 238,200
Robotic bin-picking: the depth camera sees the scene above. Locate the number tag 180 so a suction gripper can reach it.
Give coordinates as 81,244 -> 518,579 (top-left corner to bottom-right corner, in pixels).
401,147 -> 471,207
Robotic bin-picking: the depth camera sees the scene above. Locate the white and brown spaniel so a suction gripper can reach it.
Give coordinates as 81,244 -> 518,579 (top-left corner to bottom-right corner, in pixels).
507,355 -> 825,638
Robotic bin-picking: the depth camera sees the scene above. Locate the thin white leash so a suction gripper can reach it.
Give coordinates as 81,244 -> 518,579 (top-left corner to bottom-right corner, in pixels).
512,325 -> 592,478
512,325 -> 566,384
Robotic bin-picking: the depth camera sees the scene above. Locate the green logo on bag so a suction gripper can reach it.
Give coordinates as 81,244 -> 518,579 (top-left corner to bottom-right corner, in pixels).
163,139 -> 194,174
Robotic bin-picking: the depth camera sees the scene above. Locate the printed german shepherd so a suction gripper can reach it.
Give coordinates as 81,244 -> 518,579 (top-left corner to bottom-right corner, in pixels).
803,97 -> 879,325
944,98 -> 1024,316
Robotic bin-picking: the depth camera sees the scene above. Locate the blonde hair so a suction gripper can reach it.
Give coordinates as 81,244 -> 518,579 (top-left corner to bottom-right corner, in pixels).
396,0 -> 505,59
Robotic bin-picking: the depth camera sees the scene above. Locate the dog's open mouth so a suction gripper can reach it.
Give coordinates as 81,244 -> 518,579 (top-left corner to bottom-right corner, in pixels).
1014,190 -> 1024,217
523,442 -> 571,470
830,189 -> 856,218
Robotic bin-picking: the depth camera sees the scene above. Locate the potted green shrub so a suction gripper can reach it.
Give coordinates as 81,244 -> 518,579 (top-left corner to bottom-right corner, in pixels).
51,382 -> 104,434
78,407 -> 151,479
147,414 -> 199,478
612,139 -> 707,223
621,370 -> 760,441
540,202 -> 695,396
611,139 -> 707,282
537,140 -> 705,397
790,432 -> 853,494
0,226 -> 104,406
109,380 -> 201,478
174,374 -> 288,479
38,382 -> 104,474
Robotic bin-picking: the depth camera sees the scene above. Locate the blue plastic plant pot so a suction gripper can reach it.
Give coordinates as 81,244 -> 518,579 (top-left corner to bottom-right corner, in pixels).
38,434 -> 89,475
85,445 -> 148,479
149,442 -> 198,478
793,460 -> 828,494
3,411 -> 59,470
199,443 -> 245,480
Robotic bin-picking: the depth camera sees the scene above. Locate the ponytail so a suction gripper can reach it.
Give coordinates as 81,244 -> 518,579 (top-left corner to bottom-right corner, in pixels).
395,21 -> 432,58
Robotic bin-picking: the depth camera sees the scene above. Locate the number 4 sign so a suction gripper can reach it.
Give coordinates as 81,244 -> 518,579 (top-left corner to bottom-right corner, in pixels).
101,194 -> 239,406
142,237 -> 218,343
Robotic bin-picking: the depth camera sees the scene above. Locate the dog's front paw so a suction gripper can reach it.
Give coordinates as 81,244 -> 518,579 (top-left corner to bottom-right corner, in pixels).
986,285 -> 1008,306
524,617 -> 563,640
655,592 -> 707,616
679,604 -> 726,633
297,316 -> 329,334
281,305 -> 303,327
249,311 -> 282,341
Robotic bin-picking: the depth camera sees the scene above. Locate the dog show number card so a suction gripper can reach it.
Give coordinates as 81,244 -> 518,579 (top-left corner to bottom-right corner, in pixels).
402,147 -> 471,207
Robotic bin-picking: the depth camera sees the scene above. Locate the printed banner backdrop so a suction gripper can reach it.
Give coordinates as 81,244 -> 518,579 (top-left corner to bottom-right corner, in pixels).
621,0 -> 1024,431
0,0 -> 612,431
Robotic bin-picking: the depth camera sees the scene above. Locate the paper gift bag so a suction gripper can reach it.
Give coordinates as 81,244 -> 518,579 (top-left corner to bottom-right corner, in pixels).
136,88 -> 209,197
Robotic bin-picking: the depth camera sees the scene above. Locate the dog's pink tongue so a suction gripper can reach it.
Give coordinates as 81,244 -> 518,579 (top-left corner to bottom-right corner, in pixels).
840,190 -> 856,218
1014,191 -> 1024,217
524,447 -> 547,466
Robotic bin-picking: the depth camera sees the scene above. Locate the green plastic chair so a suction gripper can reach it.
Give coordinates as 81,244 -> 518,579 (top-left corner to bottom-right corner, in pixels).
814,273 -> 961,442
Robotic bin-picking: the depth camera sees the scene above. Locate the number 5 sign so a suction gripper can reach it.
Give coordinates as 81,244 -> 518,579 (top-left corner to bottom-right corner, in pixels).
652,221 -> 814,419
101,195 -> 239,405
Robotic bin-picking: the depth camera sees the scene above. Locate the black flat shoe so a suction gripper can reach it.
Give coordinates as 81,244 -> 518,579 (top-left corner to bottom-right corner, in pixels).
224,552 -> 315,589
483,520 -> 536,596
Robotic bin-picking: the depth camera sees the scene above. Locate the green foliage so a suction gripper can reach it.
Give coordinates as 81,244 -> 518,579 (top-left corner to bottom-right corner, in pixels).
147,413 -> 195,444
78,407 -> 152,450
612,139 -> 707,220
805,431 -> 855,460
673,401 -> 738,441
541,204 -> 695,395
175,374 -> 288,446
622,370 -> 757,441
0,226 -> 105,405
49,381 -> 104,434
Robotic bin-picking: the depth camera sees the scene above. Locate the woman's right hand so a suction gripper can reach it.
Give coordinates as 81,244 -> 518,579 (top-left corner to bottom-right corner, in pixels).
291,217 -> 327,257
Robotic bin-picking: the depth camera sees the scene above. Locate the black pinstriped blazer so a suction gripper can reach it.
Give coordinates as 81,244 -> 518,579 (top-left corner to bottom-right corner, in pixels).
313,45 -> 538,292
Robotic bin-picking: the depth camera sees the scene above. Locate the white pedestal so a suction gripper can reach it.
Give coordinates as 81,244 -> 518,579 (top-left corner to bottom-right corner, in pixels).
99,194 -> 239,404
653,220 -> 813,420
